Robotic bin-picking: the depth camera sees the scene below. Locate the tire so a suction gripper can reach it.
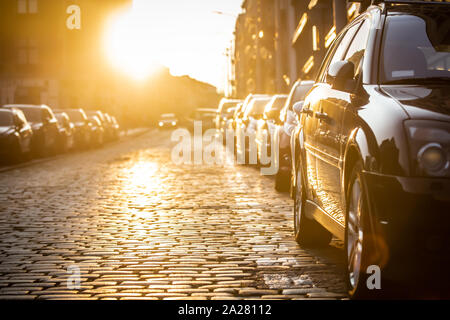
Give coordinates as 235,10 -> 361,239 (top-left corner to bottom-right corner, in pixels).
294,165 -> 332,247
345,161 -> 376,299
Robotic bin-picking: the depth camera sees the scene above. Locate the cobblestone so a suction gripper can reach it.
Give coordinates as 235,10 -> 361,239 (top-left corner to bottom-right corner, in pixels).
0,130 -> 347,299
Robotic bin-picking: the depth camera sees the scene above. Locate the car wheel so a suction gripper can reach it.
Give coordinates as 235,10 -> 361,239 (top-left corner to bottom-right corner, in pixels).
345,161 -> 374,299
294,165 -> 332,247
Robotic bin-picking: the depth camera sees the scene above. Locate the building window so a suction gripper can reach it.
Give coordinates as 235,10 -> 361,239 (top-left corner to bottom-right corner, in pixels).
17,39 -> 39,65
18,0 -> 38,14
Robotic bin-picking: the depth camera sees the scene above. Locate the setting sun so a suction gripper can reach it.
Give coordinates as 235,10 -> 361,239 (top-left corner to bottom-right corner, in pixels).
105,10 -> 162,80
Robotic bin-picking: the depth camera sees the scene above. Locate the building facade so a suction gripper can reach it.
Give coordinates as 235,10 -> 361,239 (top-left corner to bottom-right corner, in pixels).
232,0 -> 367,98
0,0 -> 131,111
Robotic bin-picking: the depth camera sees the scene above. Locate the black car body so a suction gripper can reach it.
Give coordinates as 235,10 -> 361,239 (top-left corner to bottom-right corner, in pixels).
291,1 -> 450,297
3,104 -> 59,157
54,112 -> 75,153
0,108 -> 33,162
62,109 -> 91,149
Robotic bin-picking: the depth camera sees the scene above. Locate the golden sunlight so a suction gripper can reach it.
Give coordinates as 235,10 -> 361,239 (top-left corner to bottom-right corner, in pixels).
104,10 -> 161,80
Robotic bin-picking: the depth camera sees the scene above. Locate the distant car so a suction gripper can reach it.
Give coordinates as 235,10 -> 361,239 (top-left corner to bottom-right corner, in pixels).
272,80 -> 314,192
0,108 -> 33,162
235,95 -> 272,164
85,110 -> 109,140
110,115 -> 120,141
215,98 -> 242,132
158,113 -> 178,129
220,106 -> 237,136
60,109 -> 91,149
255,94 -> 288,168
54,111 -> 75,153
87,115 -> 105,147
187,108 -> 217,131
3,104 -> 59,157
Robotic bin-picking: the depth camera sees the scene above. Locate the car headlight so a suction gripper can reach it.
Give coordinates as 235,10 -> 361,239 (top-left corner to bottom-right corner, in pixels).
405,120 -> 450,177
159,122 -> 163,127
172,121 -> 176,126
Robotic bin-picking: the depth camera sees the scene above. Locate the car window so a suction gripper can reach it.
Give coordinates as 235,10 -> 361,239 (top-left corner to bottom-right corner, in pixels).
318,22 -> 361,83
0,111 -> 14,126
343,19 -> 371,79
380,13 -> 450,83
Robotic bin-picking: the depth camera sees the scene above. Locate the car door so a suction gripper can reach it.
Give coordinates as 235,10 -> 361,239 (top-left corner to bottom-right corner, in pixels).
15,111 -> 32,153
303,22 -> 361,203
315,18 -> 371,225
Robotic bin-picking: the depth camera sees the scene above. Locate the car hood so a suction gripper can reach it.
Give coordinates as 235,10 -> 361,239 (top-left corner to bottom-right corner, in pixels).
381,85 -> 450,122
0,126 -> 14,136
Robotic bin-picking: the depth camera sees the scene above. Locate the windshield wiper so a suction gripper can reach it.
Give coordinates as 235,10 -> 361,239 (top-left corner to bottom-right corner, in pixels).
383,77 -> 450,85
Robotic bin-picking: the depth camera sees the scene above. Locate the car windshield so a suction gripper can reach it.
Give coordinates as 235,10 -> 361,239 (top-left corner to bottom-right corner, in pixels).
381,11 -> 450,84
246,99 -> 271,117
17,108 -> 42,123
0,111 -> 13,126
65,110 -> 86,122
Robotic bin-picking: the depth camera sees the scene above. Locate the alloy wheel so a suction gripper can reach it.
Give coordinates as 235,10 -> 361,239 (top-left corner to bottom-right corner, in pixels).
347,179 -> 364,290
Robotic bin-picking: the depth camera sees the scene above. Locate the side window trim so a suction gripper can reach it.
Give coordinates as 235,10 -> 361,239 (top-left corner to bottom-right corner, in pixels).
317,19 -> 364,83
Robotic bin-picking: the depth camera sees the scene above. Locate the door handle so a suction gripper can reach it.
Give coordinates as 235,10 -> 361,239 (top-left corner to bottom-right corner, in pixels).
301,108 -> 314,117
315,112 -> 330,121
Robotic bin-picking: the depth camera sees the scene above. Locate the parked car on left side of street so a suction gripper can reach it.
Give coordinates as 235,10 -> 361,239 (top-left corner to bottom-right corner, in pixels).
54,111 -> 75,153
87,115 -> 105,147
61,109 -> 91,150
0,108 -> 33,163
3,104 -> 60,157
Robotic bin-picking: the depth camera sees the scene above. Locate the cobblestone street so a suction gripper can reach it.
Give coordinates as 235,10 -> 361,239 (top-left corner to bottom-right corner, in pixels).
0,130 -> 347,300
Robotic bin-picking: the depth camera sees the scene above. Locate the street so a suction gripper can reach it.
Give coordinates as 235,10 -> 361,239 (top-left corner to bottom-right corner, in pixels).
0,129 -> 347,300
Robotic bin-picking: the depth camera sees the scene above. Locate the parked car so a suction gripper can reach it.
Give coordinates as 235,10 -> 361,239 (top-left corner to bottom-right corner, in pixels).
0,108 -> 33,162
219,106 -> 237,136
87,115 -> 105,147
158,113 -> 178,129
291,1 -> 450,298
226,103 -> 243,150
215,98 -> 242,132
85,110 -> 109,140
235,95 -> 272,164
61,109 -> 91,149
269,81 -> 314,192
54,111 -> 75,153
255,94 -> 288,168
3,104 -> 59,157
186,108 -> 217,131
110,115 -> 120,141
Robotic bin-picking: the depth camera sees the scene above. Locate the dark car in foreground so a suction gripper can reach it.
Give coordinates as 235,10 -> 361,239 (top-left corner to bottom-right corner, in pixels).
0,108 -> 33,162
3,104 -> 59,157
87,115 -> 105,147
291,1 -> 450,298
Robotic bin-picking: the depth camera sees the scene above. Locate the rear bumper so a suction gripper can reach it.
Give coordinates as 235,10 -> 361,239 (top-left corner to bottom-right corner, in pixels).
363,172 -> 450,286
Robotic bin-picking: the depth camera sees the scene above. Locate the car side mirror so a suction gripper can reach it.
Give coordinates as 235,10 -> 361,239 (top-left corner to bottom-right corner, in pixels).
327,60 -> 355,92
293,101 -> 304,116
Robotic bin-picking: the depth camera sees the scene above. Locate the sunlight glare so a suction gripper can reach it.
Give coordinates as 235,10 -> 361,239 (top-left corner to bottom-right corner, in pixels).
105,10 -> 161,80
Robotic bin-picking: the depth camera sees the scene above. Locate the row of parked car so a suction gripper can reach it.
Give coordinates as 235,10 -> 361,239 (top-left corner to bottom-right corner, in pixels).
0,104 -> 120,163
216,1 -> 450,298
